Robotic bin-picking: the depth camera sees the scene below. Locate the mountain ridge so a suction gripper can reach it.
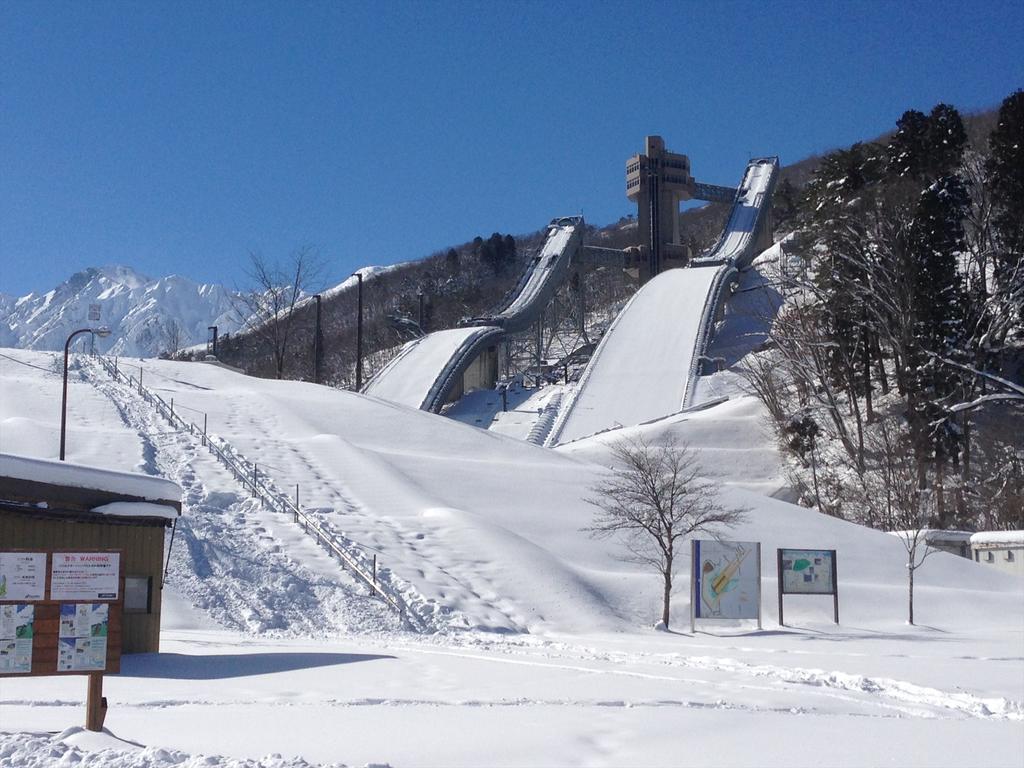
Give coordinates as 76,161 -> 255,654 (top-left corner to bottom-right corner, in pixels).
1,265 -> 241,357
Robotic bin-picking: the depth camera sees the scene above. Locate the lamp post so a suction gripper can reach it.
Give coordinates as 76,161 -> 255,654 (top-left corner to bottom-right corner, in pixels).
313,294 -> 323,384
353,272 -> 364,391
60,327 -> 111,461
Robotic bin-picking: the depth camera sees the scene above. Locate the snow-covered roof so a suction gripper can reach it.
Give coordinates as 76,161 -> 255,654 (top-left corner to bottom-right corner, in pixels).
887,529 -> 974,543
90,500 -> 180,521
0,452 -> 181,505
970,531 -> 1024,547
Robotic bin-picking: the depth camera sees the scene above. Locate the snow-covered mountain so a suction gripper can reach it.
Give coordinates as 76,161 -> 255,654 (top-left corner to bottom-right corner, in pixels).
0,265 -> 241,357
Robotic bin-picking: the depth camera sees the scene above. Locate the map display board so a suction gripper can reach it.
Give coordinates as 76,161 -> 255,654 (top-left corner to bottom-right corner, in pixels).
0,604 -> 34,674
779,549 -> 836,594
0,550 -> 122,678
0,552 -> 46,601
693,540 -> 761,620
51,553 -> 120,601
58,603 -> 109,672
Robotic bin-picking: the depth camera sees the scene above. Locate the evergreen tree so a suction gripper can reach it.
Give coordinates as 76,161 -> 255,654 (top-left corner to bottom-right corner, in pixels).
503,234 -> 517,266
986,90 -> 1024,284
445,247 -> 460,275
909,175 -> 969,359
773,178 -> 800,229
926,103 -> 967,177
888,109 -> 930,178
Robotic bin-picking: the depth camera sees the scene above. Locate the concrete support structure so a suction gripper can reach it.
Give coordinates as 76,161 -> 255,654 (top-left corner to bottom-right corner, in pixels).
626,135 -> 740,281
626,136 -> 693,280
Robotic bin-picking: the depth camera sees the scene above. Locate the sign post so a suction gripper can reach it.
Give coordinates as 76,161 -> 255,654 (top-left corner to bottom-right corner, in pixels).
691,540 -> 761,632
0,550 -> 124,731
777,548 -> 839,626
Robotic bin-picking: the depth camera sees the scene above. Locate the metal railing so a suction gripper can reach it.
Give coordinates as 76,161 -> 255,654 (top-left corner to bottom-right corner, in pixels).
92,354 -> 421,629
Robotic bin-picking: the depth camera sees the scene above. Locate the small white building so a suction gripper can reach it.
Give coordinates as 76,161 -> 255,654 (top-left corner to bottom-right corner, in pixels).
887,529 -> 973,559
970,531 -> 1024,577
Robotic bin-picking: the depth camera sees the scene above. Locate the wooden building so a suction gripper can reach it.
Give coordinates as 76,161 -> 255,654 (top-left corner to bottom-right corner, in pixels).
0,453 -> 181,653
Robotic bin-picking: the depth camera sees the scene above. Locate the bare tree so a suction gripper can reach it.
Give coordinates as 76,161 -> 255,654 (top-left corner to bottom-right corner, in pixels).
866,419 -> 940,625
160,318 -> 183,358
236,247 -> 321,379
586,436 -> 745,629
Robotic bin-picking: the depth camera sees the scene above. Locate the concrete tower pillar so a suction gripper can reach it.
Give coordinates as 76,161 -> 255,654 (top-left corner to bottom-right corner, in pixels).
626,136 -> 695,282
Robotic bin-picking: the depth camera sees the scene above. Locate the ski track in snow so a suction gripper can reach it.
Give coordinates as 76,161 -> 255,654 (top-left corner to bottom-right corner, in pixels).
103,358 -> 526,635
6,636 -> 1018,723
387,639 -> 1023,722
87,361 -> 402,637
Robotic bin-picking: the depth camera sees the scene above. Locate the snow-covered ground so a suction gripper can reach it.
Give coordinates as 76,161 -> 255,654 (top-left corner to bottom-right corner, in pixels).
2,276 -> 1023,767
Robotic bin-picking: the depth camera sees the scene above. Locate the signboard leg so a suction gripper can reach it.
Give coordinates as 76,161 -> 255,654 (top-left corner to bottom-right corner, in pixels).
689,539 -> 696,634
756,543 -> 762,630
86,673 -> 107,731
832,552 -> 840,624
776,548 -> 784,627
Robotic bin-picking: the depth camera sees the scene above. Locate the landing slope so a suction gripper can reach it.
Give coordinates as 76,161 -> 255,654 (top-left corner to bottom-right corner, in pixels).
548,266 -> 722,444
548,158 -> 778,445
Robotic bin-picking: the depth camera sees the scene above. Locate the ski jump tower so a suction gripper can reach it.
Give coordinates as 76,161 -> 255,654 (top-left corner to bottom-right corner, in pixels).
626,136 -> 769,280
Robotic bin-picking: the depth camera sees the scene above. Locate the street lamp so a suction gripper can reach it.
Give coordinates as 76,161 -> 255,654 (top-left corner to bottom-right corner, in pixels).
353,272 -> 364,391
313,294 -> 323,384
60,326 -> 111,461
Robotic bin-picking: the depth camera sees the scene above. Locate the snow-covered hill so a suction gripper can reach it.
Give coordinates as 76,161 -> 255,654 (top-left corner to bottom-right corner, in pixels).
0,266 -> 241,357
1,247 -> 1021,767
1,345 -> 1022,767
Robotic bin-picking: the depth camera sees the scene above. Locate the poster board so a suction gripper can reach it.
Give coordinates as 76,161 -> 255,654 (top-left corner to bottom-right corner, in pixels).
0,550 -> 123,677
691,540 -> 762,630
776,548 -> 839,625
779,549 -> 836,594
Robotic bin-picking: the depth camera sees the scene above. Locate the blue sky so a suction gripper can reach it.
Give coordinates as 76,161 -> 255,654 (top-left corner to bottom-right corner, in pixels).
2,0 -> 1022,296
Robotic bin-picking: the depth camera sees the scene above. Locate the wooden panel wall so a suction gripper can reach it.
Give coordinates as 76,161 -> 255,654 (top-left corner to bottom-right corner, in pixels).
0,514 -> 166,653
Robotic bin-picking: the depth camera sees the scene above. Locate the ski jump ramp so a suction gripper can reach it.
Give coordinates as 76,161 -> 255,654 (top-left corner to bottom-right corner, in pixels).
364,217 -> 584,412
546,157 -> 779,446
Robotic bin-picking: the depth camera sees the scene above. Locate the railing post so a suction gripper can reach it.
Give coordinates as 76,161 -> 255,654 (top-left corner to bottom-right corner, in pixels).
138,368 -> 143,395
294,484 -> 299,523
202,413 -> 207,446
372,555 -> 377,586
252,464 -> 257,496
114,357 -> 118,377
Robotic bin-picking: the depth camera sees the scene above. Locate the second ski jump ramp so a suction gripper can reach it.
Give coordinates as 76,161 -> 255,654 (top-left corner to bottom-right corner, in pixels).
363,326 -> 503,411
364,218 -> 583,412
547,157 -> 779,446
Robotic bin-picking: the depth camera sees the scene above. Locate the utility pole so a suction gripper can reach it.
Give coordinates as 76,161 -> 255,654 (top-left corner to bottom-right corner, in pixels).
356,274 -> 364,391
313,294 -> 324,384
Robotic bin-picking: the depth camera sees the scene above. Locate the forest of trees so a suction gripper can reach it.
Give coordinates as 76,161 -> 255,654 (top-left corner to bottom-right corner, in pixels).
750,91 -> 1023,532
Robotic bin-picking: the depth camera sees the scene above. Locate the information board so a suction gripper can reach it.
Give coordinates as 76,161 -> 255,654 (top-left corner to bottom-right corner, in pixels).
776,548 -> 839,625
0,604 -> 34,674
0,550 -> 122,678
51,553 -> 120,601
0,552 -> 47,601
692,540 -> 761,621
58,604 -> 109,672
779,549 -> 836,594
